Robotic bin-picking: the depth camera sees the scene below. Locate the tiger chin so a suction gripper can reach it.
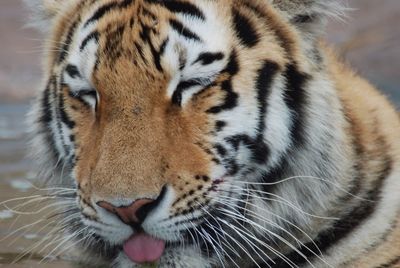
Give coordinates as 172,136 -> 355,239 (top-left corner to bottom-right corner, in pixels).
24,0 -> 400,267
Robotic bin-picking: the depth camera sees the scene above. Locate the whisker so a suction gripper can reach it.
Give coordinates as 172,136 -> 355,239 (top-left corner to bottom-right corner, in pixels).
4,200 -> 76,215
196,201 -> 242,262
200,226 -> 226,268
198,204 -> 238,267
0,195 -> 46,206
218,208 -> 316,268
215,196 -> 332,267
194,205 -> 267,268
217,213 -> 296,268
216,193 -> 324,256
40,226 -> 89,263
235,175 -> 373,202
10,212 -> 80,262
1,219 -> 45,243
216,216 -> 275,268
50,230 -> 95,262
11,219 -> 74,264
228,186 -> 339,220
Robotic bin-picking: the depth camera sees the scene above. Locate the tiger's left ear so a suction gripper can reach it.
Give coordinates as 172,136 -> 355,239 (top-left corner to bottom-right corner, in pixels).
23,0 -> 73,33
269,0 -> 346,37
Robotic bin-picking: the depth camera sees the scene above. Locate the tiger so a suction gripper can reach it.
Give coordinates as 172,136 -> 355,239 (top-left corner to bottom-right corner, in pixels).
23,0 -> 400,267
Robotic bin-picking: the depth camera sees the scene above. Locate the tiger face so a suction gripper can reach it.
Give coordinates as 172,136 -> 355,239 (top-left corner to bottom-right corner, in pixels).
32,0 -> 292,255
26,0 -> 400,267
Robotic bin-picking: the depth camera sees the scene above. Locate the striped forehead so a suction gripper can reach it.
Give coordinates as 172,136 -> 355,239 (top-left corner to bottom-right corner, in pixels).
60,0 -> 231,90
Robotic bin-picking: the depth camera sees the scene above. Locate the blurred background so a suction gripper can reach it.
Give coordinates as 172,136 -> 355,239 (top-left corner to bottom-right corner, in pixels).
0,0 -> 399,267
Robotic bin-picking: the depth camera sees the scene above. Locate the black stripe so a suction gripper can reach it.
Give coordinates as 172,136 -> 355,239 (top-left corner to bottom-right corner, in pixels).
232,8 -> 259,48
104,25 -> 125,62
59,91 -> 76,129
80,31 -> 99,51
215,121 -> 226,132
378,256 -> 400,268
134,41 -> 147,64
59,21 -> 79,63
194,142 -> 214,157
242,1 -> 293,55
234,61 -> 279,165
206,79 -> 238,113
226,159 -> 240,176
149,41 -> 162,71
40,79 -> 54,124
93,57 -> 100,71
129,17 -> 135,27
225,134 -> 269,164
194,52 -> 224,65
214,144 -> 227,157
283,64 -> 310,148
262,101 -> 365,191
139,22 -> 152,41
270,151 -> 393,267
255,61 -> 279,135
207,52 -> 239,113
169,18 -> 201,41
260,156 -> 288,189
53,78 -> 68,154
150,38 -> 169,72
222,61 -> 279,164
67,89 -> 97,108
84,0 -> 134,27
39,78 -> 60,167
155,1 -> 205,20
65,64 -> 81,79
159,38 -> 169,56
223,51 -> 239,75
292,14 -> 317,24
172,79 -> 203,105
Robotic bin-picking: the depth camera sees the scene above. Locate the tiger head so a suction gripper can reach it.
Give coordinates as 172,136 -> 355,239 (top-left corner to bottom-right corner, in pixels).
26,0 -> 345,266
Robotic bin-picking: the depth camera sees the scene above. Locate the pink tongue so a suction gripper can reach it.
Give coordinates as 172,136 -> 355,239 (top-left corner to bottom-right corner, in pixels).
123,233 -> 165,264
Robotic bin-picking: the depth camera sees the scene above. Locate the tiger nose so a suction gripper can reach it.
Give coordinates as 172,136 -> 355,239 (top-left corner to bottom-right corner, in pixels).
97,199 -> 155,225
97,186 -> 168,225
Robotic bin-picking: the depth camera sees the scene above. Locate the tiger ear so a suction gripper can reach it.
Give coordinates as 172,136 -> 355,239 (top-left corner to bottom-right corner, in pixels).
269,0 -> 346,36
23,0 -> 67,32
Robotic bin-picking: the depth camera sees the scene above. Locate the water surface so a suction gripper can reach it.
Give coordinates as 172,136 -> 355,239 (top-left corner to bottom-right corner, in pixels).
0,103 -> 73,267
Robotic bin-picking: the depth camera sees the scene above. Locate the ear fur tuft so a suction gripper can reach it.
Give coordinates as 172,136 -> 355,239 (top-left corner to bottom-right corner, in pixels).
269,0 -> 348,36
22,0 -> 66,32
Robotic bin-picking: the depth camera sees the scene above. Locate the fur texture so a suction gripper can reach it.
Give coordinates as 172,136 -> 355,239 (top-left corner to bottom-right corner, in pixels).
25,0 -> 400,267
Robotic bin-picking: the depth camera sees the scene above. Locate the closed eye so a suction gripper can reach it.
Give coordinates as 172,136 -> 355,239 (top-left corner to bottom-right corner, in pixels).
172,79 -> 203,106
68,88 -> 98,108
63,64 -> 98,109
72,89 -> 97,98
172,77 -> 215,106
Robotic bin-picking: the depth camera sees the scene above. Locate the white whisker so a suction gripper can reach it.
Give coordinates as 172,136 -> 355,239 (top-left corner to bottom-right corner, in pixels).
215,196 -> 333,267
229,186 -> 339,220
235,176 -> 372,202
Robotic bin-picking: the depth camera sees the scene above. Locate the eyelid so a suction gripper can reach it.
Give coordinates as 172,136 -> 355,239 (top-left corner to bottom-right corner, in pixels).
74,88 -> 97,97
62,66 -> 98,108
68,88 -> 98,108
172,77 -> 214,106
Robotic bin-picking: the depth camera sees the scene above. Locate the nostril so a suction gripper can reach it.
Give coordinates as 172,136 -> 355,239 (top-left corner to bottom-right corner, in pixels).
96,185 -> 169,226
97,198 -> 154,225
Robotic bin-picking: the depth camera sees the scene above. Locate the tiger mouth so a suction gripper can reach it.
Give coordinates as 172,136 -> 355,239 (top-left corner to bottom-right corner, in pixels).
84,224 -> 199,263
